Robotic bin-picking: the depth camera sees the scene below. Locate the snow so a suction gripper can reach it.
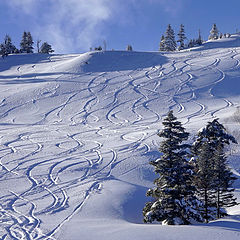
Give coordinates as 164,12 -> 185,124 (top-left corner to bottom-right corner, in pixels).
1,34 -> 240,239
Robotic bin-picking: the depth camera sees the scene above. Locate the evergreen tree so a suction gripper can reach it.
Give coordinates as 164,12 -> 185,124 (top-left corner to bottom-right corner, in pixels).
159,35 -> 165,51
0,35 -> 16,57
164,24 -> 176,51
188,39 -> 194,48
26,32 -> 34,53
0,43 -> 7,58
20,31 -> 34,53
196,30 -> 203,45
194,142 -> 217,223
143,111 -> 202,225
126,45 -> 133,51
209,24 -> 219,40
192,119 -> 237,155
3,35 -> 16,54
212,144 -> 237,219
192,119 -> 237,221
177,24 -> 186,50
40,42 -> 54,54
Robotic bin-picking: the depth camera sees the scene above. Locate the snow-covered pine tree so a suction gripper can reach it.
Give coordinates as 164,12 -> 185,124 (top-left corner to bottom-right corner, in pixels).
143,111 -> 203,225
20,31 -> 34,53
40,42 -> 54,54
20,31 -> 28,53
177,24 -> 186,50
208,24 -> 219,40
159,35 -> 165,51
212,144 -> 238,219
192,119 -> 237,154
194,142 -> 217,223
0,35 -> 16,57
164,24 -> 176,51
26,32 -> 34,53
192,119 -> 237,221
4,35 -> 16,54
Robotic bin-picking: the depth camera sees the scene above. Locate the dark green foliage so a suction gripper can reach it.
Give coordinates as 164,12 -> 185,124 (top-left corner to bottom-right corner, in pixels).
0,35 -> 16,57
192,119 -> 237,155
164,24 -> 176,51
177,24 -> 186,50
143,111 -> 202,225
194,142 -> 216,223
192,119 -> 238,222
20,31 -> 34,53
126,45 -> 133,51
212,144 -> 238,218
40,42 -> 54,54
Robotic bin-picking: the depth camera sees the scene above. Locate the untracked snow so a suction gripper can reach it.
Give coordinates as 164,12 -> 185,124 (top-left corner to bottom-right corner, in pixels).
1,35 -> 240,239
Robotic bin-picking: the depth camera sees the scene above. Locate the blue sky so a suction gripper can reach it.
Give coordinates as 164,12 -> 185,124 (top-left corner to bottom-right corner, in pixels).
0,0 -> 240,53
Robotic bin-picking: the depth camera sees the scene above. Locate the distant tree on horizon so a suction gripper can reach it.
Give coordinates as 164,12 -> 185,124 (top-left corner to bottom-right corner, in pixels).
177,24 -> 186,50
164,24 -> 176,51
209,24 -> 219,40
0,34 -> 17,58
40,42 -> 54,54
196,29 -> 203,45
159,35 -> 165,51
20,31 -> 34,53
126,45 -> 133,51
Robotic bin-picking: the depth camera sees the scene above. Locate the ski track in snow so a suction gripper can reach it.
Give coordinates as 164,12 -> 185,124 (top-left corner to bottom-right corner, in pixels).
1,44 -> 240,239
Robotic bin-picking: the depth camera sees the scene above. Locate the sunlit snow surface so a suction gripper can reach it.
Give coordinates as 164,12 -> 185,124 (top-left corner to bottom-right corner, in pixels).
1,35 -> 240,240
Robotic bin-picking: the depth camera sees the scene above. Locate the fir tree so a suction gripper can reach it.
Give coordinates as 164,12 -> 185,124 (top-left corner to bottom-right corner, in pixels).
143,111 -> 202,225
0,43 -> 7,58
40,42 -> 54,54
177,24 -> 186,50
159,35 -> 165,51
20,31 -> 34,53
164,24 -> 176,51
192,119 -> 237,221
196,30 -> 203,45
126,45 -> 133,51
194,142 -> 217,223
188,39 -> 194,48
3,35 -> 16,54
192,119 -> 237,155
0,35 -> 16,57
209,24 -> 219,40
26,32 -> 34,53
212,144 -> 238,218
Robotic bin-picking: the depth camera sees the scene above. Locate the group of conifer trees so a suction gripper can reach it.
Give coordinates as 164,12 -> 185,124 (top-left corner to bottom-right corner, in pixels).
159,24 -> 203,52
0,31 -> 54,58
159,23 -> 229,52
143,111 -> 238,225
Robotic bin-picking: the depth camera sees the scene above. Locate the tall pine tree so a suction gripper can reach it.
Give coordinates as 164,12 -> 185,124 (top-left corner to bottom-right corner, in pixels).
194,142 -> 216,223
177,24 -> 186,50
212,144 -> 237,218
20,31 -> 34,53
164,24 -> 176,51
192,119 -> 237,221
143,111 -> 202,225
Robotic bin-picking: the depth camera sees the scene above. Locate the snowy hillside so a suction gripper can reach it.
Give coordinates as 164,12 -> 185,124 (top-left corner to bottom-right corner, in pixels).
1,34 -> 240,240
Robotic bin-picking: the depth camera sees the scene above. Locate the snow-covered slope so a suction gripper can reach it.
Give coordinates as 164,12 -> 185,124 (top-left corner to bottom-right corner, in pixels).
1,35 -> 240,240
